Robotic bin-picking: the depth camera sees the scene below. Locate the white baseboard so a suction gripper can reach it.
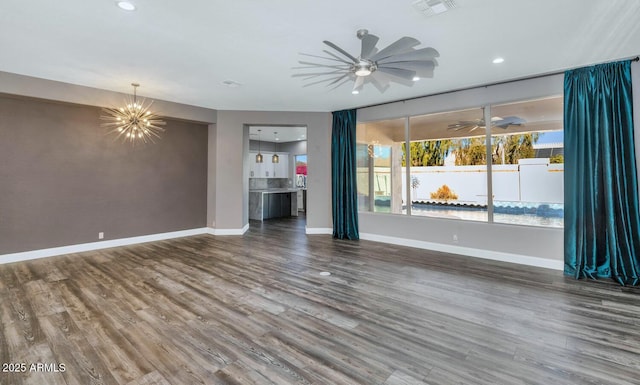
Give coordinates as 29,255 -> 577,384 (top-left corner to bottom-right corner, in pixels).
359,232 -> 564,270
305,227 -> 333,235
208,224 -> 249,236
0,228 -> 211,265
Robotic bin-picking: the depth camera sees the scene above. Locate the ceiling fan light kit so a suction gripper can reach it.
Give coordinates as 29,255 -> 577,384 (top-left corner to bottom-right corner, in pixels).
294,29 -> 439,94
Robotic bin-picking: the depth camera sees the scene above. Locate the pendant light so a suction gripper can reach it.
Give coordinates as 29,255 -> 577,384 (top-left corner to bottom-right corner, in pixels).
256,129 -> 263,163
272,131 -> 280,163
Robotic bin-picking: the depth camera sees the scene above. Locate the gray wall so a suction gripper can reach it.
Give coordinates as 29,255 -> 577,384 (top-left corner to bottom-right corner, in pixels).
249,140 -> 276,152
0,95 -> 208,255
0,71 -> 217,124
357,74 -> 565,263
212,111 -> 331,231
280,140 -> 307,155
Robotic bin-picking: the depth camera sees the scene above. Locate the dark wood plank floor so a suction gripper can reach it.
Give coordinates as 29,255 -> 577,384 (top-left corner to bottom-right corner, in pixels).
2,215 -> 640,385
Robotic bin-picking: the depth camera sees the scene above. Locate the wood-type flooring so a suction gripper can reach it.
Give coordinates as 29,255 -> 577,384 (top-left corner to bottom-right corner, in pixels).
1,215 -> 639,384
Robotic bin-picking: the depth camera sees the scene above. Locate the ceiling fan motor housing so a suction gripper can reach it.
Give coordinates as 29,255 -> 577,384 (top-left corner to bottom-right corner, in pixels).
354,60 -> 376,76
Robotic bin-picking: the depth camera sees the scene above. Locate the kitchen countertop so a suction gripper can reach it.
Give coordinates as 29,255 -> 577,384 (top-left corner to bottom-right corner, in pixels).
249,188 -> 300,193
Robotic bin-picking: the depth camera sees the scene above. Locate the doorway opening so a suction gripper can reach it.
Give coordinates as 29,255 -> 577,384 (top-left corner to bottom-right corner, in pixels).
248,125 -> 307,225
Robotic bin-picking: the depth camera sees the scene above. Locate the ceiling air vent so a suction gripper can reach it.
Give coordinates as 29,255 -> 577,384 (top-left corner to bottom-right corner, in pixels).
412,0 -> 457,17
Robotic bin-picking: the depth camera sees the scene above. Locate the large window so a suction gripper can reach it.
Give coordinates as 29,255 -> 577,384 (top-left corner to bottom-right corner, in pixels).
356,118 -> 405,213
407,107 -> 488,222
356,96 -> 564,228
490,98 -> 564,227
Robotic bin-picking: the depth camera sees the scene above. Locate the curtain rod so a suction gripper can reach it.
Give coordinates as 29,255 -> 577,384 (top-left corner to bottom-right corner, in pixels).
355,55 -> 640,111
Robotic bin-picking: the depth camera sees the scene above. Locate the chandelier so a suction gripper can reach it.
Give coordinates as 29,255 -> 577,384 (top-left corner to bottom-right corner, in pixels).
100,83 -> 165,144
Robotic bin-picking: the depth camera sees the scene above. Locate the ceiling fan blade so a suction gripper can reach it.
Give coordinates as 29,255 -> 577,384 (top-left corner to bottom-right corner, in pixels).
370,37 -> 421,61
323,40 -> 358,63
352,76 -> 365,93
299,52 -> 352,65
322,49 -> 355,64
297,61 -> 351,69
369,73 -> 390,93
372,70 -> 414,87
329,76 -> 353,91
303,76 -> 345,88
326,73 -> 351,87
500,116 -> 526,125
292,70 -> 345,77
360,33 -> 379,59
379,61 -> 435,77
377,47 -> 440,64
448,120 -> 481,130
376,67 -> 416,81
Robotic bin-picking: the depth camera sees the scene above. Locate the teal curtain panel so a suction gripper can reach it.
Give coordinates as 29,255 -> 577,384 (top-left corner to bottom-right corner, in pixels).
331,109 -> 359,240
564,60 -> 640,286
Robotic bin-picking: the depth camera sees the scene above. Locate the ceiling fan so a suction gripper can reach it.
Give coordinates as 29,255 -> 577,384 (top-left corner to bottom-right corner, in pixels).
293,29 -> 439,94
447,116 -> 526,132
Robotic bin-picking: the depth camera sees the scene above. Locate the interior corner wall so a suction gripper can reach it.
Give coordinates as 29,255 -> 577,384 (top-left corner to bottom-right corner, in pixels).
207,123 -> 217,228
356,74 -> 565,264
0,95 -> 208,255
214,110 -> 331,231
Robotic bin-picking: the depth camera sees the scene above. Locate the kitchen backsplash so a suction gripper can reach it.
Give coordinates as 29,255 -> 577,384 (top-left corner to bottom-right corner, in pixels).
250,178 -> 290,189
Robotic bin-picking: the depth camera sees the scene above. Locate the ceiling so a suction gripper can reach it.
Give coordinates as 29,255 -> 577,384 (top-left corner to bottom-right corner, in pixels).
1,0 -> 639,112
358,95 -> 564,142
249,126 -> 306,143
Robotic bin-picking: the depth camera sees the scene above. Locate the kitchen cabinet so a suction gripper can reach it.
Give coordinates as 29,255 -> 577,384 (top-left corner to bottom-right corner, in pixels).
272,155 -> 289,178
249,156 -> 264,178
264,193 -> 293,219
249,190 -> 298,221
250,152 -> 288,178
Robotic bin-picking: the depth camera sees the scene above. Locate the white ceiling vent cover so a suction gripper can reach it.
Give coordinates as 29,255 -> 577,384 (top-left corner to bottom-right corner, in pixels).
412,0 -> 457,17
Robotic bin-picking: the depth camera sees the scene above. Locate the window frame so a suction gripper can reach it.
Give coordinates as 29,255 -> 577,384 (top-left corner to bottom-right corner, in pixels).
356,96 -> 564,229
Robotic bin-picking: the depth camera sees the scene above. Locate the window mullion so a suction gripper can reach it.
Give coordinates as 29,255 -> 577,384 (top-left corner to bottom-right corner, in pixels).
405,116 -> 411,216
484,105 -> 494,223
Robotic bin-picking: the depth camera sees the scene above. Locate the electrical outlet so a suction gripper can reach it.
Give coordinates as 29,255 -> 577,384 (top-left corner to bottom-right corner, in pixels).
98,232 -> 104,240
452,234 -> 458,243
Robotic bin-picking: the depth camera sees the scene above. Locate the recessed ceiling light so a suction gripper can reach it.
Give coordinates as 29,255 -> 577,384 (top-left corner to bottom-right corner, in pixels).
492,57 -> 505,64
117,1 -> 136,11
352,90 -> 359,95
319,271 -> 331,276
412,0 -> 458,17
412,76 -> 420,81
